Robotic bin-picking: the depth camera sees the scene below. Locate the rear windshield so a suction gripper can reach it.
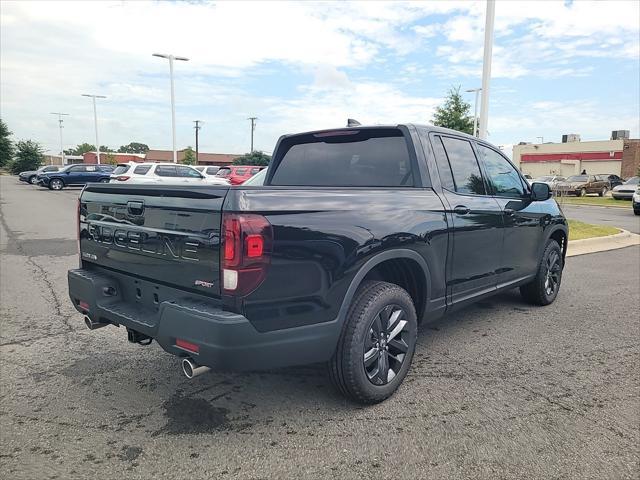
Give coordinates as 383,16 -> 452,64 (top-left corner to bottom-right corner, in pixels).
216,168 -> 231,177
112,165 -> 130,175
270,129 -> 414,187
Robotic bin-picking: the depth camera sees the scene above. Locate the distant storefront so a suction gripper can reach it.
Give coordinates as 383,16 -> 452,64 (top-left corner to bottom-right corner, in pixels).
513,136 -> 639,179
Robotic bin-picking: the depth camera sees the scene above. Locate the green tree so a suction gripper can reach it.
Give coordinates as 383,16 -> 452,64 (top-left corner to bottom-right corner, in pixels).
0,118 -> 15,167
118,142 -> 149,154
181,146 -> 196,165
105,152 -> 117,165
100,145 -> 114,153
64,143 -> 95,156
232,151 -> 271,166
9,140 -> 44,174
432,86 -> 474,135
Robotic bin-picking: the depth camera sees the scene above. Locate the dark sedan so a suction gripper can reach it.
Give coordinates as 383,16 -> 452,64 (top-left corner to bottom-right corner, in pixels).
19,165 -> 60,184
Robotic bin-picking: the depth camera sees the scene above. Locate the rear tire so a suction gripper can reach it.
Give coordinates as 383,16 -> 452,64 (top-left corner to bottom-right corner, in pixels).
520,240 -> 563,306
579,188 -> 587,197
100,178 -> 110,183
599,187 -> 608,197
329,281 -> 417,404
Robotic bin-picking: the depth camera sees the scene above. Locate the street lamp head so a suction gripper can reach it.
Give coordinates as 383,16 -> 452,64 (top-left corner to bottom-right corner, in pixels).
152,53 -> 170,59
174,56 -> 189,62
465,88 -> 482,92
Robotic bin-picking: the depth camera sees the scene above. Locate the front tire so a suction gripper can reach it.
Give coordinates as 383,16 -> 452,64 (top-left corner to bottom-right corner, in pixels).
520,240 -> 563,306
329,281 -> 417,404
29,175 -> 38,185
49,178 -> 64,190
579,188 -> 587,197
599,187 -> 608,197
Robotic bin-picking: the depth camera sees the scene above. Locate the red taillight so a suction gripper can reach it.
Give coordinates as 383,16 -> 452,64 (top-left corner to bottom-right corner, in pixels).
78,300 -> 90,312
116,176 -> 130,181
176,338 -> 199,353
221,213 -> 272,296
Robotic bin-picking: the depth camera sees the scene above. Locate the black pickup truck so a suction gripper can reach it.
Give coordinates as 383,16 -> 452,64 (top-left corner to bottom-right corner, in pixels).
68,124 -> 567,403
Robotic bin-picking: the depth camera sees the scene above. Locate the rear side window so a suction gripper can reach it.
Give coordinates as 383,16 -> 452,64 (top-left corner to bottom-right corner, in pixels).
112,165 -> 130,175
440,137 -> 485,195
206,167 -> 219,175
216,168 -> 231,177
133,165 -> 151,175
43,166 -> 59,172
250,167 -> 261,175
235,168 -> 247,176
155,166 -> 178,177
431,136 -> 455,191
270,130 -> 414,187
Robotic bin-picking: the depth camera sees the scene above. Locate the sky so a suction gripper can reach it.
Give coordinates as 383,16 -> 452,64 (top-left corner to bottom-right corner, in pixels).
1,0 -> 639,157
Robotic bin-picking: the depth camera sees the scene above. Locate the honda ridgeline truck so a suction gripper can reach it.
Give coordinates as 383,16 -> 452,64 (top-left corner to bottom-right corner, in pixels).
68,124 -> 567,404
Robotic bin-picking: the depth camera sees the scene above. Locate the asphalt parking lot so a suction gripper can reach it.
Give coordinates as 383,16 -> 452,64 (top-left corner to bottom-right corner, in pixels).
1,175 -> 639,480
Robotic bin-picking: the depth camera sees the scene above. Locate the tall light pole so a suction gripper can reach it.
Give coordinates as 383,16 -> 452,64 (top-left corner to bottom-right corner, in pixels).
153,53 -> 189,163
50,112 -> 69,165
479,0 -> 495,140
248,117 -> 257,152
193,120 -> 202,164
81,94 -> 106,164
465,88 -> 482,137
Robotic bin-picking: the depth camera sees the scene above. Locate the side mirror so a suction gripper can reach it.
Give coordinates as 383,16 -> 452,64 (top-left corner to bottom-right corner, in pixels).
531,182 -> 552,201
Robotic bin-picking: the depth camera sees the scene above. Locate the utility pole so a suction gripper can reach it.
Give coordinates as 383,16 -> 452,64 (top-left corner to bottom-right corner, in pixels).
81,94 -> 107,164
153,53 -> 190,163
193,120 -> 202,164
248,117 -> 257,152
479,0 -> 495,140
536,136 -> 544,144
465,88 -> 482,137
50,112 -> 69,165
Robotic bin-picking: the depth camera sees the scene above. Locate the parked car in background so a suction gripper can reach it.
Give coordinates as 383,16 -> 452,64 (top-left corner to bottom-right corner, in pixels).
554,174 -> 610,197
19,165 -> 60,184
241,167 -> 267,186
523,174 -> 533,185
38,164 -> 114,190
600,174 -> 623,189
215,165 -> 266,185
108,162 -> 229,185
633,187 -> 640,215
611,176 -> 639,200
533,175 -> 565,188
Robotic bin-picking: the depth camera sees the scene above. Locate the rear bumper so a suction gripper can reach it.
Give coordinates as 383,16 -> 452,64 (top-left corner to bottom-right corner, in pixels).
68,268 -> 339,371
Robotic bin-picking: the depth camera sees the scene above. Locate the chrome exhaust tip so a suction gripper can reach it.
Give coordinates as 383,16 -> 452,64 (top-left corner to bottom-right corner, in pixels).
182,358 -> 211,379
84,316 -> 109,330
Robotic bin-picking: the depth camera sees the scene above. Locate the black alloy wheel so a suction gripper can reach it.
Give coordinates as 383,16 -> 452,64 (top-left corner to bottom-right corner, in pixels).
363,304 -> 411,385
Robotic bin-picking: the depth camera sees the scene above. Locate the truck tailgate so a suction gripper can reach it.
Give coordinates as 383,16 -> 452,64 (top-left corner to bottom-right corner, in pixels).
79,183 -> 229,296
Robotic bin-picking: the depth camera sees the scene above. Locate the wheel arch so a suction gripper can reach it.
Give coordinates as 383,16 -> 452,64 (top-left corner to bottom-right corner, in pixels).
336,249 -> 431,326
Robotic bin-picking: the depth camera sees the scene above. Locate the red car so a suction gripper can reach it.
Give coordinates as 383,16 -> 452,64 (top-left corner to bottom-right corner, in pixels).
215,165 -> 266,185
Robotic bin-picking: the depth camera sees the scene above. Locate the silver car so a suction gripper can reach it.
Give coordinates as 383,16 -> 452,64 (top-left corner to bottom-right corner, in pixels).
611,176 -> 639,200
533,175 -> 566,188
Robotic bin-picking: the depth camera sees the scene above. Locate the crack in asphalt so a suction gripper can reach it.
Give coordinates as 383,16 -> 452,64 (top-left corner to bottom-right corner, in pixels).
0,208 -> 76,334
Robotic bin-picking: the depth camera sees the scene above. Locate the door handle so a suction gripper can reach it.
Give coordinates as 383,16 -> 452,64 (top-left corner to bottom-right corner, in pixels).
127,201 -> 144,216
453,205 -> 470,215
503,208 -> 515,216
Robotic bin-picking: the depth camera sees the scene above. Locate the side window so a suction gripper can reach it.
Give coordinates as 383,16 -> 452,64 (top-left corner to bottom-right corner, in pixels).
85,165 -> 97,172
235,168 -> 247,176
69,166 -> 86,173
206,167 -> 219,175
440,137 -> 485,195
250,167 -> 261,175
133,165 -> 151,175
44,166 -> 58,172
177,166 -> 202,178
430,135 -> 455,190
155,166 -> 178,177
477,145 -> 525,198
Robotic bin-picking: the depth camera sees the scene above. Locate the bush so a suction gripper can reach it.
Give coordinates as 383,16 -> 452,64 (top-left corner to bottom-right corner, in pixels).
9,140 -> 44,174
232,151 -> 271,166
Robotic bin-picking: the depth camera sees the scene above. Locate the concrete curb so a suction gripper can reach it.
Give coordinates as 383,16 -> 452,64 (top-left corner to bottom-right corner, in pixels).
566,229 -> 640,257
